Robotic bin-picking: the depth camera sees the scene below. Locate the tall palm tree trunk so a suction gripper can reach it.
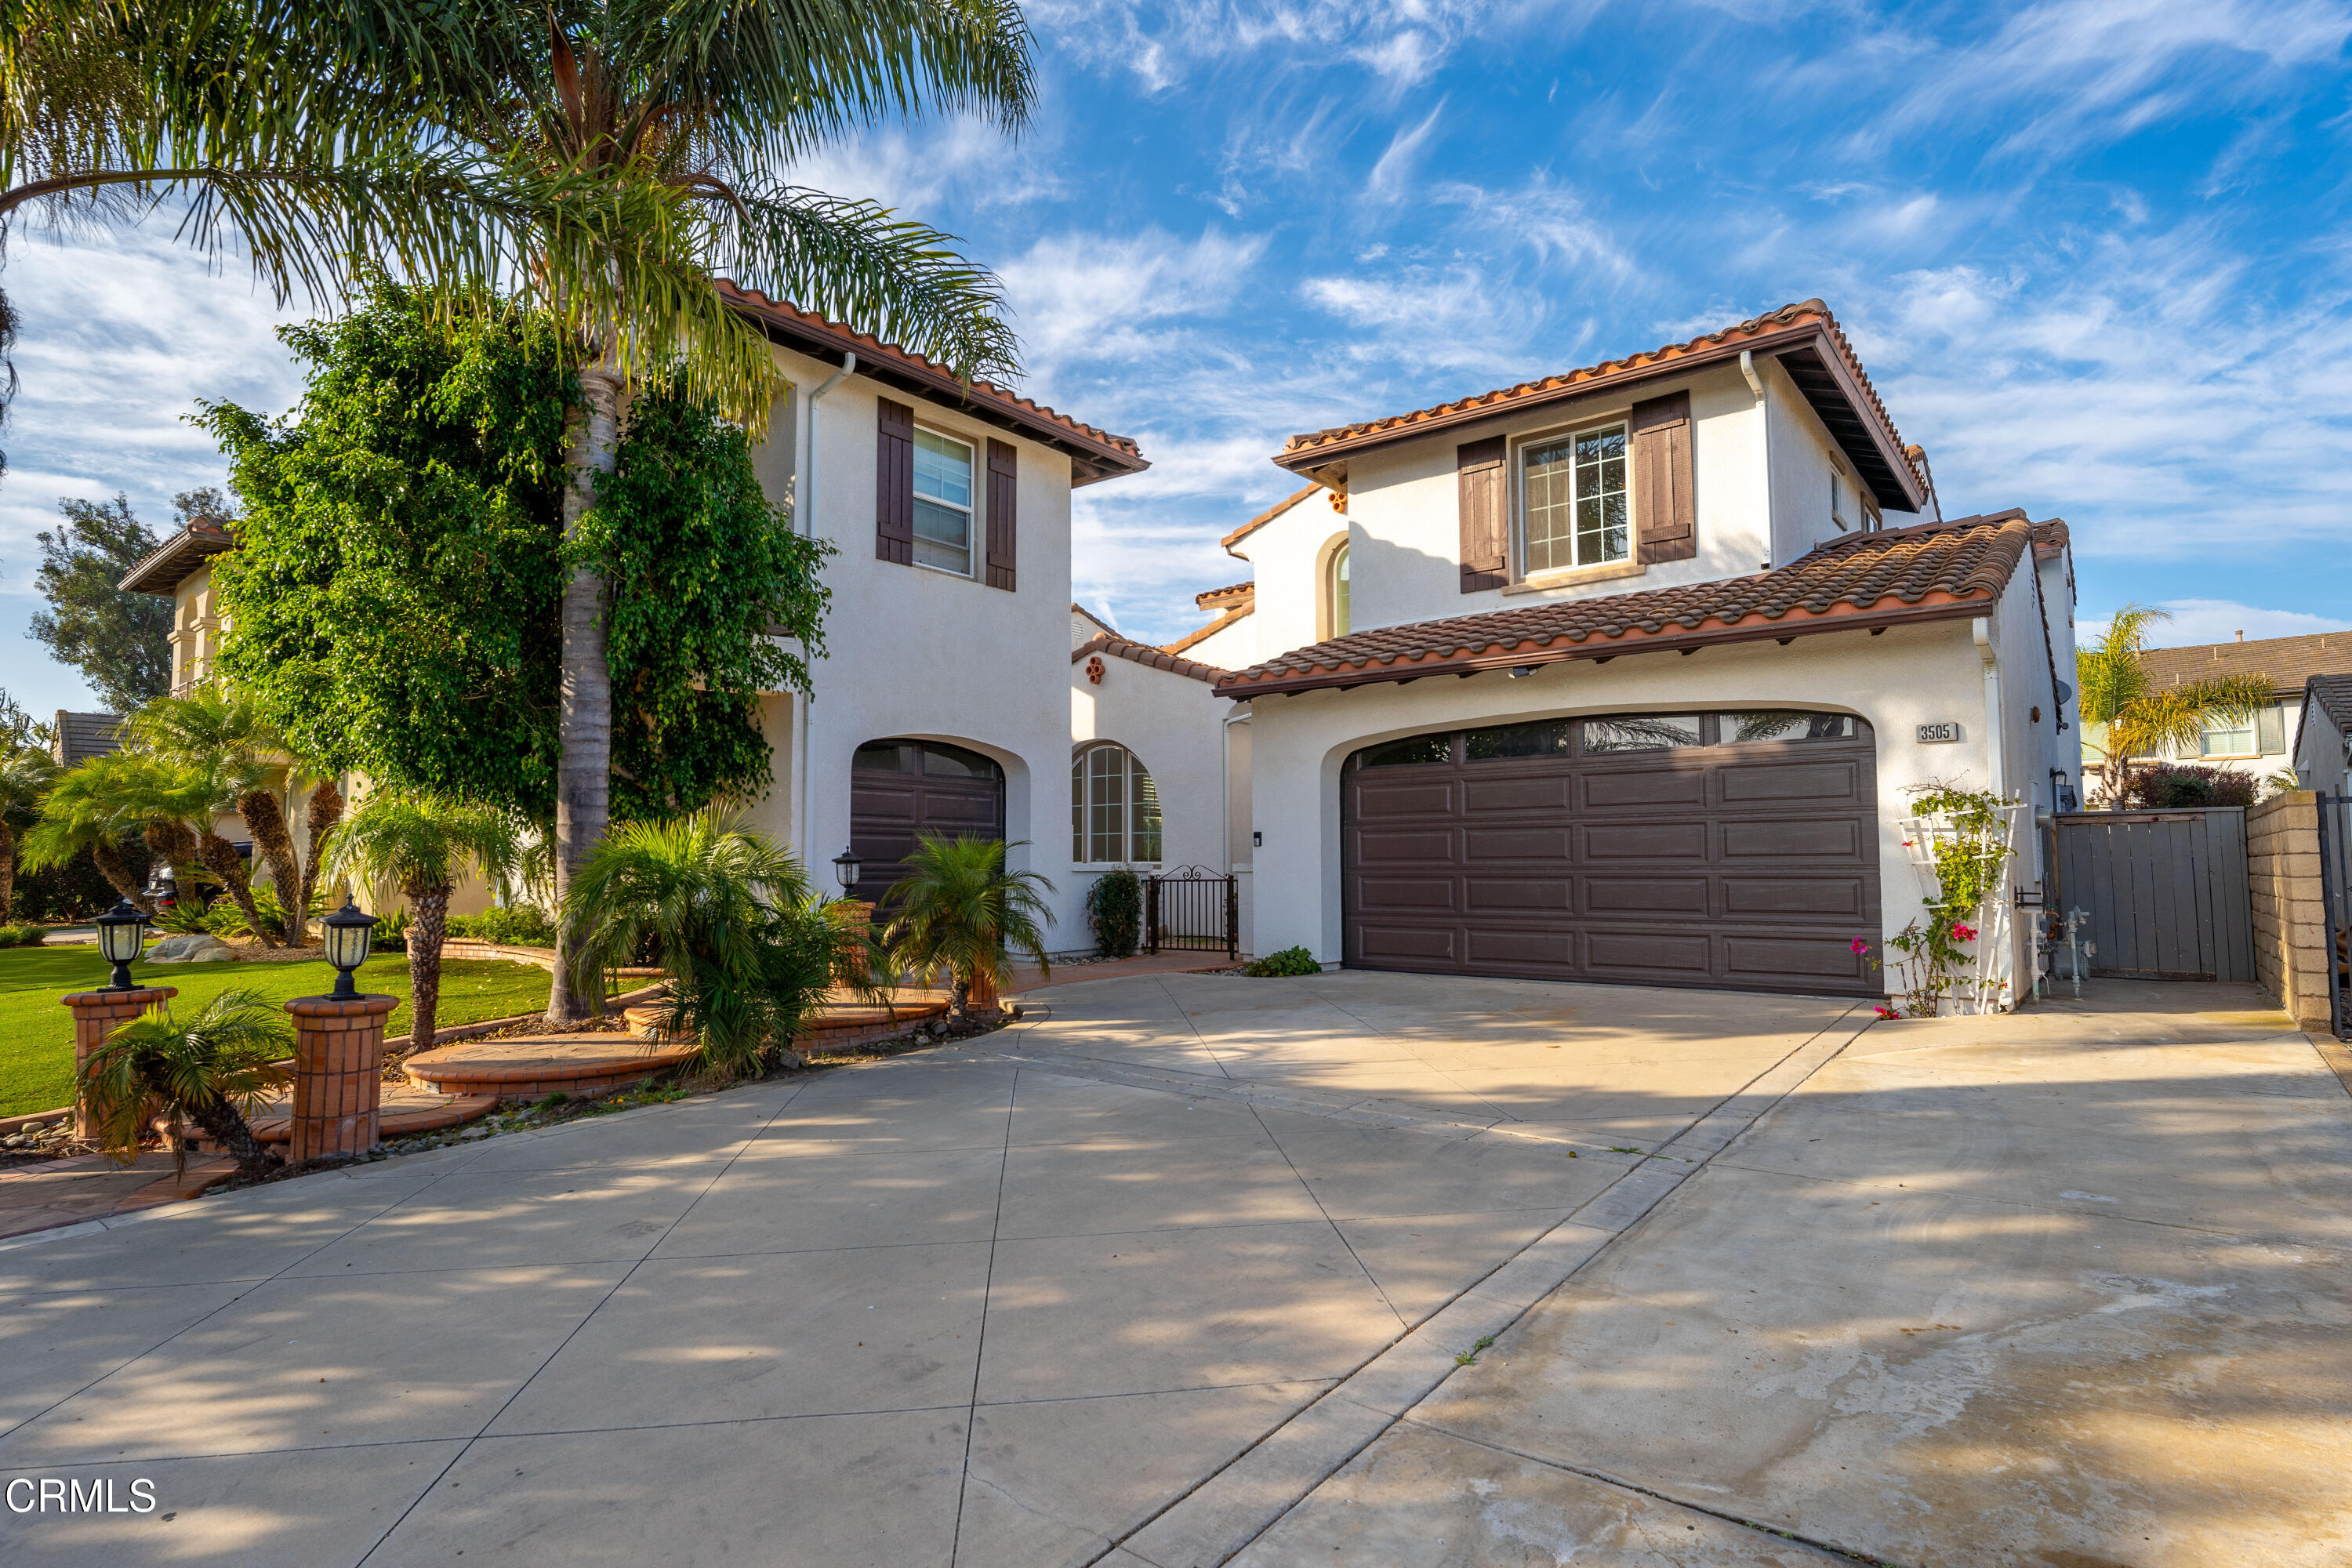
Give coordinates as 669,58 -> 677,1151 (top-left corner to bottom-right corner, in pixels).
90,837 -> 153,914
240,787 -> 307,942
198,830 -> 278,946
299,779 -> 344,916
408,884 -> 451,1053
547,358 -> 625,1024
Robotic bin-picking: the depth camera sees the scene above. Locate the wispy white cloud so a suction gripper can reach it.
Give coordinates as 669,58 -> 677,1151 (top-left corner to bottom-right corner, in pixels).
996,226 -> 1269,371
788,113 -> 1059,215
2081,598 -> 2352,646
1367,101 -> 1446,203
1026,0 -> 1507,95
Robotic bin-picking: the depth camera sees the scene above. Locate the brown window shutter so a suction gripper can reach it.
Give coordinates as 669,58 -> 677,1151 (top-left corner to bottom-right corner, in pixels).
1630,390 -> 1696,564
1457,436 -> 1508,593
876,397 -> 914,564
985,439 -> 1018,591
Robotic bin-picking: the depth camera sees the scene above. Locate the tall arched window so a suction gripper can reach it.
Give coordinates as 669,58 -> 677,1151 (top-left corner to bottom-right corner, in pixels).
1323,539 -> 1351,639
1072,743 -> 1163,866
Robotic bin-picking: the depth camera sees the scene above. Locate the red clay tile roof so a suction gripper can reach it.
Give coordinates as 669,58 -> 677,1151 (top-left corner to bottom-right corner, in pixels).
1163,605 -> 1253,658
1194,580 -> 1255,609
119,518 -> 235,596
2139,630 -> 2352,700
1214,510 -> 2038,698
1074,633 -> 1231,685
720,285 -> 1148,487
1221,485 -> 1323,551
1273,299 -> 1925,513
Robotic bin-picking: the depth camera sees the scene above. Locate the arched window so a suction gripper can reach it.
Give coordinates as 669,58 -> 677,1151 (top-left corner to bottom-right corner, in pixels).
1072,743 -> 1163,866
1325,541 -> 1351,638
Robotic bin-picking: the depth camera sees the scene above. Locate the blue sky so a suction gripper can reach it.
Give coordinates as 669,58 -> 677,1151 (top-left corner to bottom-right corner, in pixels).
6,0 -> 2352,716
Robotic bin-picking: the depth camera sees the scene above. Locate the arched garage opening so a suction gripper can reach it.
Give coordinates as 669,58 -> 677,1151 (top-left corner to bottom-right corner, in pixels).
850,738 -> 1007,900
1342,709 -> 1881,996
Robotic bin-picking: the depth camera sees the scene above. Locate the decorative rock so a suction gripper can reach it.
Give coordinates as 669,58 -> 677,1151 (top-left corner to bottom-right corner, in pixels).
147,933 -> 237,964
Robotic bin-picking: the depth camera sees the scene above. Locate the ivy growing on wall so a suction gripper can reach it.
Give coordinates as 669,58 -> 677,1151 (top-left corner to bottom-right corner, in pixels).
204,285 -> 829,823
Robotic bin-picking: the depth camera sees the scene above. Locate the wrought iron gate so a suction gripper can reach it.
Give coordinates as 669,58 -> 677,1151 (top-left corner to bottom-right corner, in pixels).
1145,866 -> 1238,960
2320,795 -> 2352,1038
2050,808 -> 2254,982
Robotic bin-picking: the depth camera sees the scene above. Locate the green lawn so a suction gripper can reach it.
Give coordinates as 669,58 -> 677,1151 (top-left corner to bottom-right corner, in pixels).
0,946 -> 551,1118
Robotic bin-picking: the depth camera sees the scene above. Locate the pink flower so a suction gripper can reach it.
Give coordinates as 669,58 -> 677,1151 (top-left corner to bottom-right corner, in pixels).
1873,1005 -> 1900,1020
1951,923 -> 1977,942
1849,937 -> 1871,955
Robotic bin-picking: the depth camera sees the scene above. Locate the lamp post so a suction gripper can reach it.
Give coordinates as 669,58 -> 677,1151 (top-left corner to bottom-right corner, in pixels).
832,848 -> 862,894
319,898 -> 379,1000
285,897 -> 396,1163
93,898 -> 148,992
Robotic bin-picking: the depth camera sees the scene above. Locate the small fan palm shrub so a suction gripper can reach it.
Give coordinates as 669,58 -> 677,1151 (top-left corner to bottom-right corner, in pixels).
0,745 -> 57,924
884,836 -> 1055,1025
328,793 -> 522,1053
78,989 -> 296,1180
564,812 -> 834,1076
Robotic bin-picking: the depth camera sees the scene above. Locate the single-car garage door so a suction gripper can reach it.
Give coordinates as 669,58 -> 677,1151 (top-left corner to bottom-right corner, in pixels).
1344,710 -> 1882,996
851,739 -> 1007,902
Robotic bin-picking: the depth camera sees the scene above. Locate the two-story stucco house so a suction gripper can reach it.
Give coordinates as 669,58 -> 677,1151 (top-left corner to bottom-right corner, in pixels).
1196,299 -> 2078,1007
122,292 -> 1150,946
2096,632 -> 2352,799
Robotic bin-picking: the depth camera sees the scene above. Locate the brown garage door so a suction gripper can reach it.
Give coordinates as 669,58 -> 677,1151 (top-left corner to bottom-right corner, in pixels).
851,739 -> 1007,902
1344,710 -> 1881,996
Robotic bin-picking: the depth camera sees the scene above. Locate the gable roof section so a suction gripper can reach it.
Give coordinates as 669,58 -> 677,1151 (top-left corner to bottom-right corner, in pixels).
2138,630 -> 2352,700
721,285 -> 1149,488
51,710 -> 125,767
1195,580 -> 1255,609
2304,673 -> 2352,733
119,518 -> 235,596
1164,604 -> 1252,658
1214,510 -> 2039,698
1074,633 -> 1229,686
1273,299 -> 1926,514
1221,485 -> 1322,552
1070,602 -> 1120,648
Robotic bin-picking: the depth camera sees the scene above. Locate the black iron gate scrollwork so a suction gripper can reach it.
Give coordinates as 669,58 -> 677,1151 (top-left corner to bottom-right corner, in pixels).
1144,866 -> 1239,960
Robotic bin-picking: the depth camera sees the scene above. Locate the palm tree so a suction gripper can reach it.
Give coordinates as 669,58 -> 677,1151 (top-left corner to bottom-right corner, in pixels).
884,834 -> 1053,1025
78,988 -> 294,1178
327,792 -> 522,1053
563,811 -> 833,1075
2078,605 -> 2276,808
18,751 -> 212,916
131,687 -> 337,942
0,745 -> 56,922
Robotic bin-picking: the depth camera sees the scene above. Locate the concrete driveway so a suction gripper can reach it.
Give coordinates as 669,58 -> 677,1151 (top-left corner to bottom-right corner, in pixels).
1,972 -> 2344,1566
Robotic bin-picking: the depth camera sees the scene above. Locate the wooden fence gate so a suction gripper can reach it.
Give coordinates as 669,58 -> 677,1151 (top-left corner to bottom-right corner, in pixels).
2050,808 -> 2253,982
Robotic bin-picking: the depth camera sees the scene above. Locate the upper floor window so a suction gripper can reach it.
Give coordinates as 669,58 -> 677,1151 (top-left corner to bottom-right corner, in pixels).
1327,542 -> 1350,637
2201,704 -> 2285,757
913,427 -> 975,575
1521,422 -> 1628,574
1072,742 -> 1162,865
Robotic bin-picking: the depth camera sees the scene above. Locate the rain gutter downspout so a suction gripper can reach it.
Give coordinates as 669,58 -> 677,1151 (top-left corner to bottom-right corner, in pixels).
1975,613 -> 2014,1009
797,351 -> 856,863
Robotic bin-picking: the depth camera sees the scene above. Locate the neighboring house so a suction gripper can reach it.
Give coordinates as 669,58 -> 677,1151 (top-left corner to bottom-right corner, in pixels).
2296,674 -> 2352,797
118,516 -> 237,695
1070,602 -> 1120,648
49,711 -> 125,768
1206,299 -> 2078,1007
2111,631 -> 2352,789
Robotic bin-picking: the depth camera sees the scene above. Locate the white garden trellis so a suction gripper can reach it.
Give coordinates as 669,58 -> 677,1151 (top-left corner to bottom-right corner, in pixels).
1896,797 -> 2034,1015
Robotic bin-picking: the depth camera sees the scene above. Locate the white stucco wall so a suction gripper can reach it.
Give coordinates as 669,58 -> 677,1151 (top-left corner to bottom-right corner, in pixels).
749,342 -> 1091,943
1176,610 -> 1261,671
1069,652 -> 1231,925
1243,594 -> 2058,1006
1764,361 -> 1849,568
1228,499 -> 1345,658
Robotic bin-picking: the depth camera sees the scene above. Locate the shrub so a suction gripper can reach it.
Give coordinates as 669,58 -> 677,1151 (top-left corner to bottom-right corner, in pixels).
446,903 -> 556,946
151,900 -> 214,935
1245,945 -> 1321,977
13,924 -> 47,947
2124,764 -> 2257,810
205,884 -> 292,942
1084,868 -> 1143,958
0,925 -> 16,949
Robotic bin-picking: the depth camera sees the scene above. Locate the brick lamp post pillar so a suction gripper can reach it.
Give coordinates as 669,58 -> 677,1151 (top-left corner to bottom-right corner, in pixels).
285,995 -> 400,1163
60,987 -> 178,1140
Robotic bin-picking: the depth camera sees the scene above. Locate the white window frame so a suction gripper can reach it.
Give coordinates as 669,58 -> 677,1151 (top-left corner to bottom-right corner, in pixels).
1071,742 -> 1163,869
2199,717 -> 2257,759
1516,418 -> 1631,577
911,423 -> 977,579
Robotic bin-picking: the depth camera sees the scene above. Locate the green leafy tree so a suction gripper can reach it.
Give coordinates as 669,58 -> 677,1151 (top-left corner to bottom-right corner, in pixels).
563,811 -> 833,1076
24,492 -> 201,712
884,835 -> 1054,1025
78,988 -> 294,1178
327,792 -> 522,1053
205,283 -> 830,823
2078,605 -> 2275,808
0,745 -> 56,921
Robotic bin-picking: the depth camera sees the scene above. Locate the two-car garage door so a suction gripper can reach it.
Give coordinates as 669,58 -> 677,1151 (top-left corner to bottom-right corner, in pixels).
1343,710 -> 1882,996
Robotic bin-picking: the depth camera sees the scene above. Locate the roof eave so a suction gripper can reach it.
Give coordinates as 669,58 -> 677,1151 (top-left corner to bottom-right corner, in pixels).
118,529 -> 232,596
1211,593 -> 1989,699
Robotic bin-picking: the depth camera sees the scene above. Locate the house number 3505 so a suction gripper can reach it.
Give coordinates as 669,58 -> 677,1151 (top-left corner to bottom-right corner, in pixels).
1915,722 -> 1961,743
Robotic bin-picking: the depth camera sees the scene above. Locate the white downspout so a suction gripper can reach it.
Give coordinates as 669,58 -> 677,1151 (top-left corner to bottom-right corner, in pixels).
1974,614 -> 2014,1010
1742,350 -> 1773,570
797,352 -> 856,863
1222,706 -> 1251,871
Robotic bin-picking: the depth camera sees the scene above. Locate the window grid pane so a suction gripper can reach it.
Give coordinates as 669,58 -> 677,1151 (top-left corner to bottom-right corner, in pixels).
1573,426 -> 1628,565
1523,441 -> 1576,575
1071,756 -> 1087,862
1583,713 -> 1703,752
1131,762 -> 1162,863
1087,746 -> 1125,863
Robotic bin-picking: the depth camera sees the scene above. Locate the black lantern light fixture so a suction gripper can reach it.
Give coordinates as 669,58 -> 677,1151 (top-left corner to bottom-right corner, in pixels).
93,898 -> 149,991
320,897 -> 379,1000
832,848 -> 862,894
